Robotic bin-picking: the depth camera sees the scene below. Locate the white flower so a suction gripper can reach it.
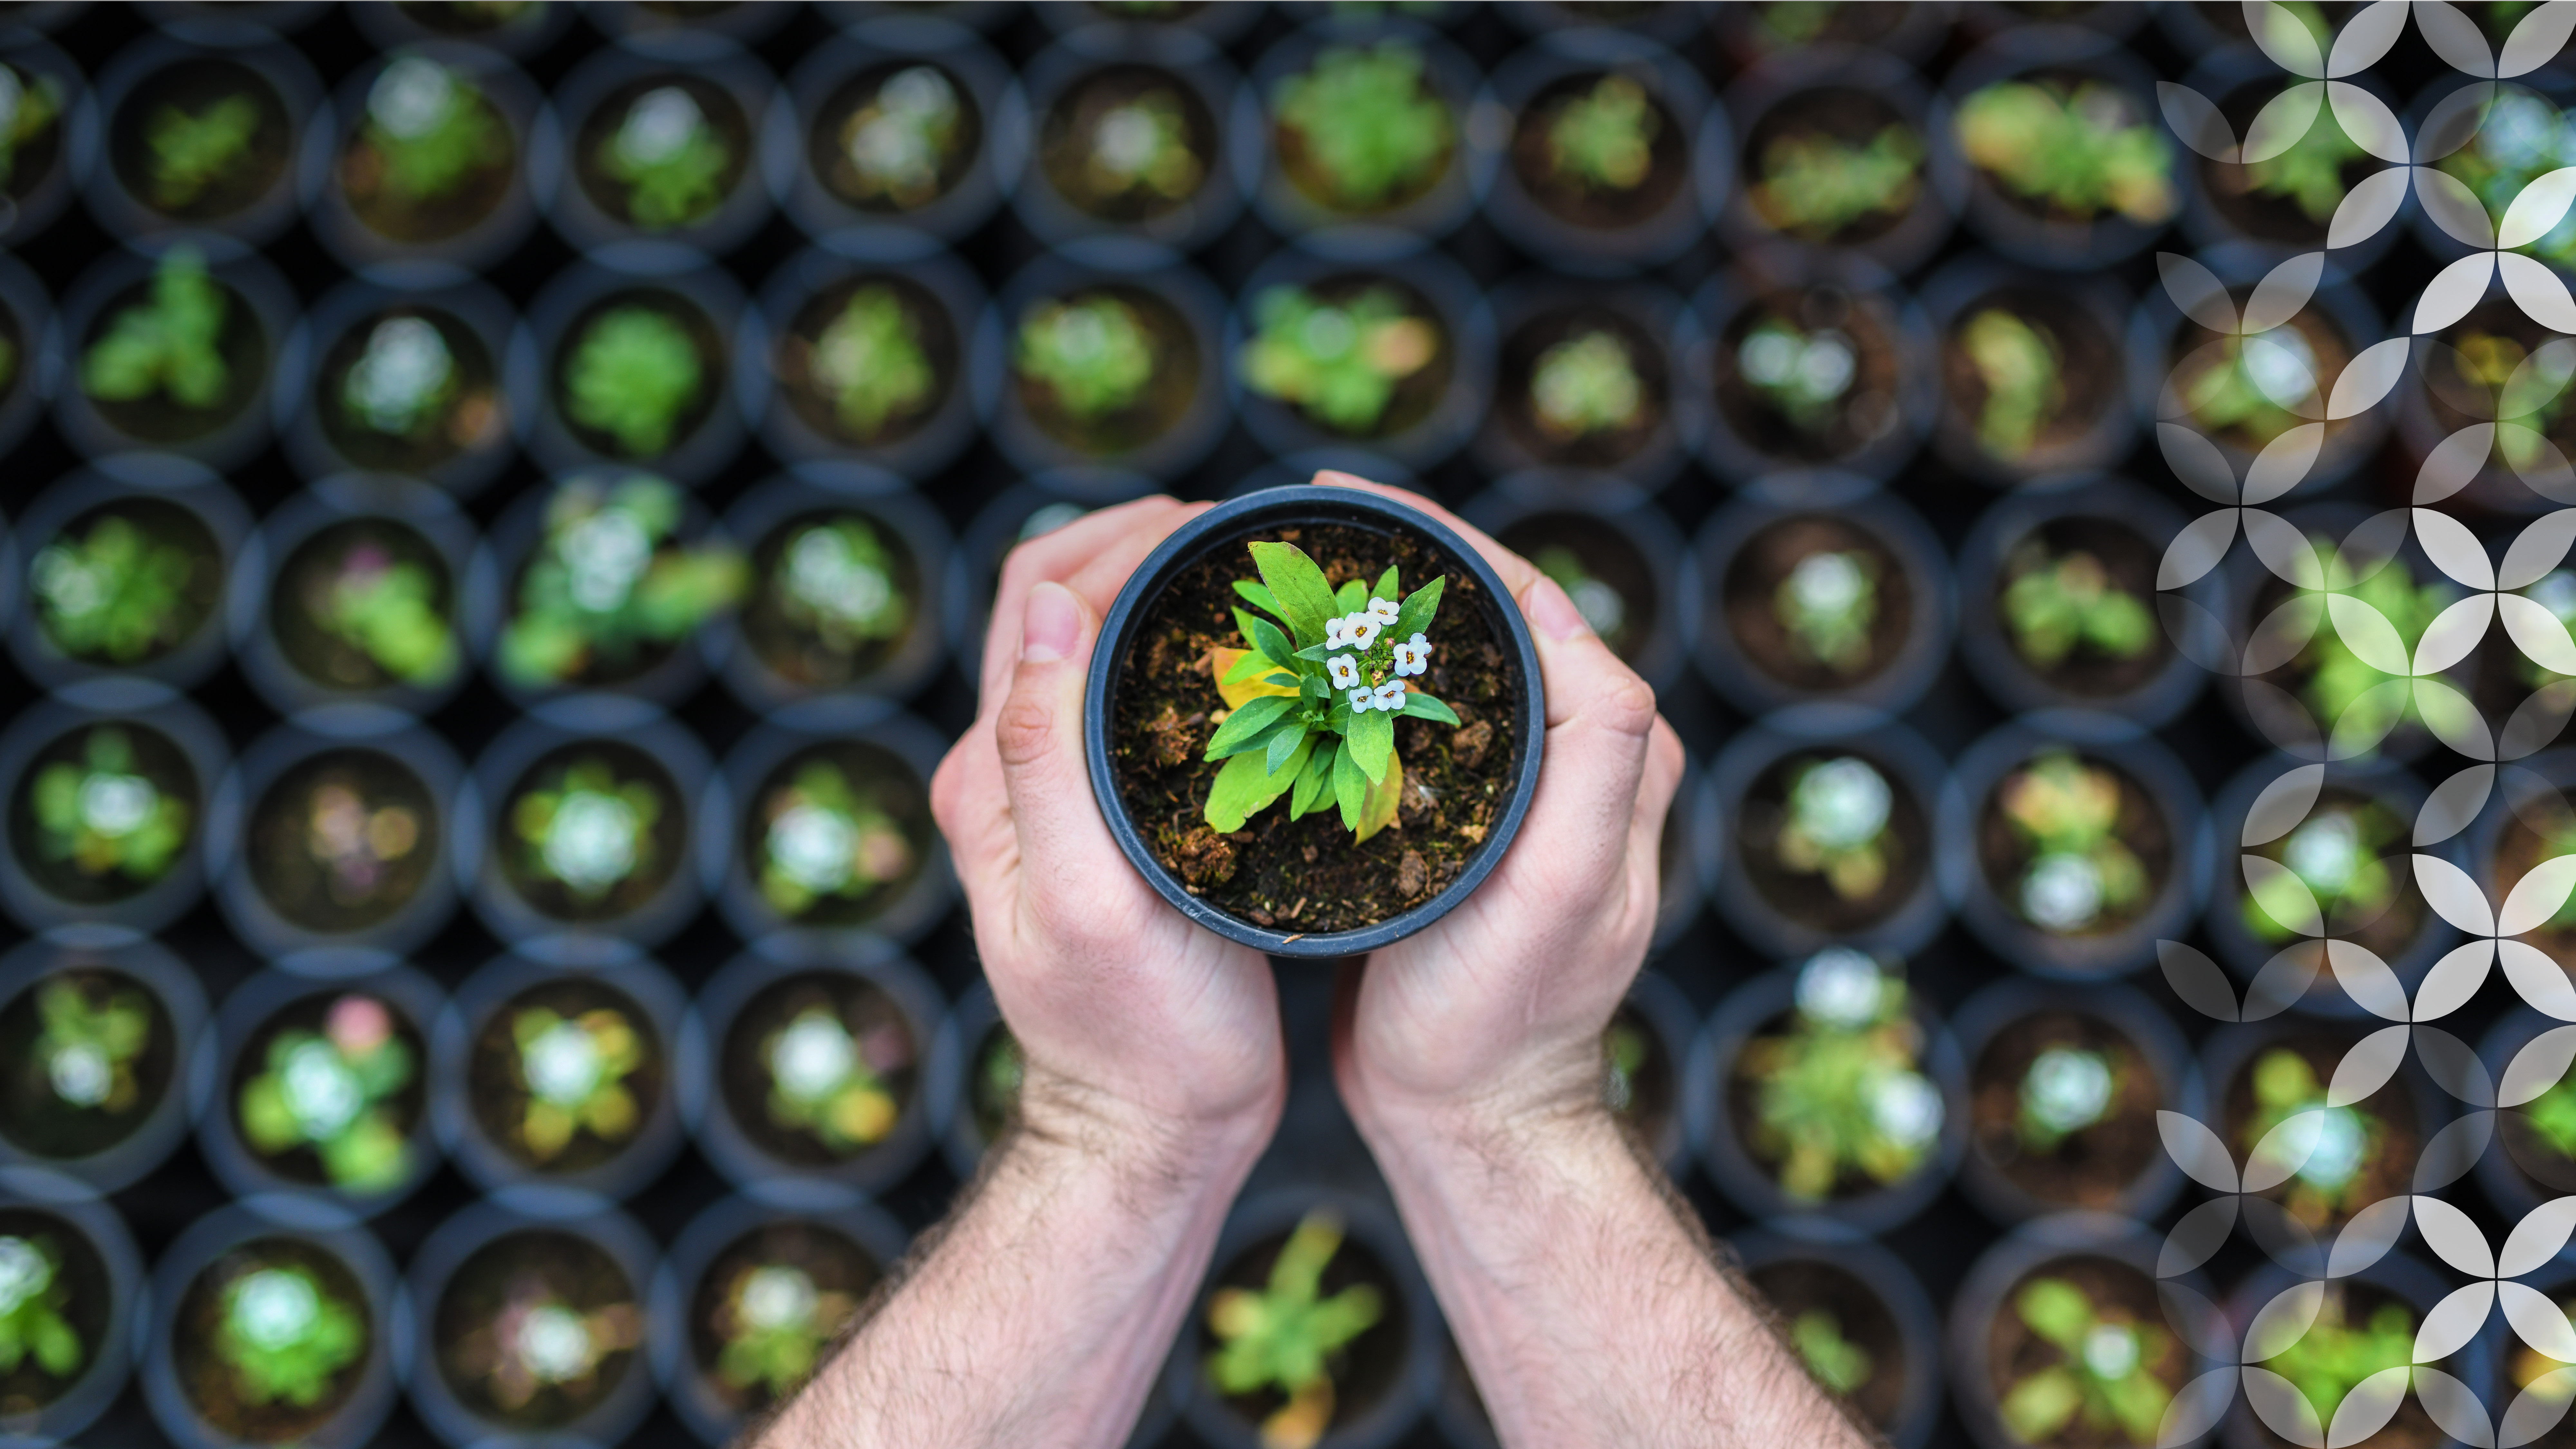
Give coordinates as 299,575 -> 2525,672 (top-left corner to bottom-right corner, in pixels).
1340,612 -> 1382,651
1392,633 -> 1430,677
522,1020 -> 605,1107
2021,1047 -> 2114,1136
770,1011 -> 857,1103
1326,655 -> 1362,689
515,1303 -> 599,1383
47,1043 -> 109,1107
1324,616 -> 1355,648
1366,596 -> 1400,626
1371,681 -> 1406,711
281,1040 -> 364,1138
2082,1324 -> 2141,1380
1867,1069 -> 1944,1149
1795,947 -> 1884,1029
740,1265 -> 819,1331
1347,687 -> 1378,712
231,1269 -> 321,1351
0,1239 -> 50,1315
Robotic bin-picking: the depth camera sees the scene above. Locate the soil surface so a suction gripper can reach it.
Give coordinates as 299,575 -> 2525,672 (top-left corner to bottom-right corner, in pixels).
1508,69 -> 1689,229
776,276 -> 958,449
1939,285 -> 2119,469
108,59 -> 291,221
1981,1256 -> 2186,1449
739,511 -> 926,690
9,722 -> 200,906
1736,746 -> 1931,934
341,89 -> 515,242
1015,284 -> 1201,455
738,740 -> 936,929
1201,1226 -> 1408,1439
2219,1032 -> 2419,1233
84,277 -> 270,444
718,971 -> 919,1168
1744,86 -> 1919,245
1973,755 -> 2171,939
432,1228 -> 637,1427
247,747 -> 441,933
1969,1011 -> 2161,1209
1722,514 -> 1914,694
496,741 -> 688,925
1037,64 -> 1217,222
230,990 -> 430,1187
1714,285 -> 1905,467
1494,303 -> 1665,468
1109,521 -> 1520,936
271,517 -> 456,693
1991,516 -> 2170,698
0,1208 -> 105,1414
314,307 -> 502,472
811,62 -> 983,213
572,73 -> 751,226
0,968 -> 179,1158
1493,512 -> 1653,666
687,1221 -> 880,1414
550,288 -> 725,460
43,497 -> 225,665
175,1236 -> 371,1439
467,978 -> 663,1175
1747,1258 -> 1908,1432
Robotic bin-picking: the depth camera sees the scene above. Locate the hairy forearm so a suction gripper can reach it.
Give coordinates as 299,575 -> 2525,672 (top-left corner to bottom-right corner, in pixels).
755,1079 -> 1268,1449
1358,1094 -> 1871,1449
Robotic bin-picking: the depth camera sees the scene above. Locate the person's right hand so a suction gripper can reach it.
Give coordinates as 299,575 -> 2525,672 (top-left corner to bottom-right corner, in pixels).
931,496 -> 1286,1174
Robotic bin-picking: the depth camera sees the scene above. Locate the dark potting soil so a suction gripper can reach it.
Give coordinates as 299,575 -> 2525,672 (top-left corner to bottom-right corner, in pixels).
811,61 -> 983,213
1973,755 -> 2172,938
1603,1000 -> 1677,1157
314,308 -> 504,472
1968,1011 -> 2161,1210
2219,1033 -> 2419,1232
340,90 -> 516,242
2198,76 -> 2378,249
1980,1256 -> 2185,1449
497,741 -> 688,924
967,1020 -> 1019,1148
739,510 -> 927,689
1108,521 -> 1520,936
432,1229 -> 638,1427
108,59 -> 292,222
231,990 -> 430,1187
776,276 -> 960,449
1493,304 -> 1667,469
1285,274 -> 1454,441
0,968 -> 179,1159
1493,511 -> 1654,665
1275,85 -> 1453,215
1722,514 -> 1915,694
1993,516 -> 2171,697
0,62 -> 60,204
175,1236 -> 372,1440
1735,746 -> 1931,933
1015,284 -> 1201,456
1746,1258 -> 1908,1433
9,722 -> 201,906
551,289 -> 726,461
247,748 -> 441,933
41,497 -> 226,664
84,274 -> 270,444
1713,286 -> 1907,467
2243,1280 -> 2446,1449
2170,309 -> 2355,457
270,517 -> 458,693
1728,1006 -> 1936,1201
572,73 -> 752,227
686,1221 -> 881,1414
1938,287 -> 2120,462
0,1209 -> 108,1414
1036,64 -> 1218,222
467,978 -> 664,1175
1744,87 -> 1921,245
1203,1226 -> 1409,1437
739,740 -> 937,929
1508,69 -> 1689,229
2236,786 -> 2428,967
718,971 -> 920,1168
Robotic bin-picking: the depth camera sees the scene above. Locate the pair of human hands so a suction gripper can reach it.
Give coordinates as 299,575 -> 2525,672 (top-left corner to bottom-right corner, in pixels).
927,474 -> 1684,1178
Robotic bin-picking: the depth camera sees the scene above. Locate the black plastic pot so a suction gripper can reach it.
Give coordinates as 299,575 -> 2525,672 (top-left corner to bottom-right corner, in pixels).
1718,45 -> 1965,277
1460,484 -> 1694,696
0,252 -> 54,462
0,690 -> 228,943
1690,476 -> 1955,720
713,712 -> 955,949
0,29 -> 90,246
2176,47 -> 2404,269
2200,1018 -> 2449,1236
712,471 -> 956,723
433,952 -> 699,1213
513,261 -> 754,486
230,475 -> 476,726
1955,475 -> 2216,729
2220,1250 -> 2496,1449
951,469 -> 1161,689
0,1179 -> 138,1446
84,29 -> 318,256
1684,960 -> 1969,1233
771,19 -> 1022,254
650,1191 -> 914,1447
539,34 -> 776,272
1920,252 -> 2149,486
51,244 -> 298,471
1937,29 -> 2177,271
405,1199 -> 660,1449
1009,26 -> 1247,253
1037,2 -> 1265,46
1691,247 -> 1939,488
687,941 -> 947,1205
976,245 -> 1230,481
195,964 -> 446,1222
5,459 -> 248,696
0,936 -> 206,1193
1470,274 -> 1701,492
1712,2 -> 1957,68
1169,1188 -> 1440,1449
300,43 -> 544,284
142,1202 -> 405,1449
462,704 -> 715,965
751,242 -> 986,478
280,276 -> 518,496
1734,1222 -> 1945,1449
924,976 -> 1004,1180
1237,20 -> 1482,259
1227,243 -> 1495,472
1476,31 -> 1715,273
1083,484 -> 1545,958
352,0 -> 574,57
1935,719 -> 2212,980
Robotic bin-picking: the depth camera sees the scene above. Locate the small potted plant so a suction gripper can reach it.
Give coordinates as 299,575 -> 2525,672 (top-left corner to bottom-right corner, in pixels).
1014,34 -> 1242,251
1693,254 -> 1938,487
53,245 -> 296,470
1688,949 -> 1967,1231
142,1206 -> 402,1449
777,26 -> 1019,247
0,695 -> 226,940
199,968 -> 444,1216
287,279 -> 515,496
1463,488 -> 1691,694
547,37 -> 772,260
1481,34 -> 1711,270
653,1193 -> 911,1446
0,1188 -> 141,1446
1707,716 -> 1948,961
2220,1252 -> 2490,1449
2206,1023 -> 2432,1234
1229,248 -> 1492,472
2180,49 -> 2389,263
1735,1229 -> 1943,1449
689,945 -> 947,1199
756,245 -> 984,478
1940,31 -> 2177,269
1952,979 -> 2197,1225
310,47 -> 538,278
982,253 -> 1229,480
1720,47 -> 1963,275
1937,729 -> 2209,980
1472,277 -> 1696,489
406,1201 -> 659,1449
716,477 -> 953,717
436,955 -> 692,1205
2397,298 -> 2576,517
2227,507 -> 2460,764
924,979 -> 1017,1179
1919,255 -> 2144,486
1173,1193 -> 1438,1449
1250,25 -> 1476,251
7,465 -> 246,694
89,35 -> 316,249
466,711 -> 711,960
0,34 -> 82,246
520,263 -> 748,484
715,715 -> 954,947
232,479 -> 475,722
2153,246 -> 2386,489
472,472 -> 747,710
0,939 -> 206,1192
1692,486 -> 1954,720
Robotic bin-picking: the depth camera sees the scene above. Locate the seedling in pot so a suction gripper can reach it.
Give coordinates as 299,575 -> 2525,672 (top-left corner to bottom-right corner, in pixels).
497,476 -> 746,688
2244,801 -> 2400,943
339,314 -> 473,450
1527,330 -> 1645,444
1272,43 -> 1454,212
31,979 -> 150,1120
2016,1046 -> 2120,1154
598,85 -> 729,230
1535,546 -> 1630,654
238,994 -> 415,1193
0,1234 -> 79,1390
2441,89 -> 2576,264
1792,1309 -> 1873,1397
1539,74 -> 1658,194
2240,84 -> 2361,225
806,287 -> 936,442
2239,1047 -> 2382,1228
1738,949 -> 1944,1201
298,539 -> 458,688
1014,293 -> 1159,425
755,760 -> 916,919
30,510 -> 209,666
2458,332 -> 2576,481
81,248 -> 231,418
1959,308 -> 2062,462
2271,540 -> 2448,750
1049,78 -> 1203,210
2180,328 -> 2321,449
1738,319 -> 1859,436
507,1005 -> 644,1164
1772,549 -> 1877,678
712,1258 -> 857,1403
2259,1287 -> 2413,1430
210,1260 -> 366,1411
344,56 -> 509,234
0,66 -> 63,193
1773,756 -> 1895,902
1997,1275 -> 2173,1444
147,90 -> 265,212
250,759 -> 434,929
1954,78 -> 2175,225
1996,752 -> 2149,937
561,304 -> 708,459
833,65 -> 966,212
442,1255 -> 641,1417
1751,119 -> 1922,242
31,728 -> 191,892
751,516 -> 914,687
2000,541 -> 2153,675
762,1004 -> 902,1152
1206,1210 -> 1383,1449
510,757 -> 667,908
1241,286 -> 1439,436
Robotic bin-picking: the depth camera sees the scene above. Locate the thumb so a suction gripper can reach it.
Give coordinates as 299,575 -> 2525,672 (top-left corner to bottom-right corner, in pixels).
1516,575 -> 1659,862
993,581 -> 1118,891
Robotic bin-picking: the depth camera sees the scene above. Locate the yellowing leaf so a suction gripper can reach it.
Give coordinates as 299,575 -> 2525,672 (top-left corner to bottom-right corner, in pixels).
1355,752 -> 1401,844
1213,647 -> 1300,710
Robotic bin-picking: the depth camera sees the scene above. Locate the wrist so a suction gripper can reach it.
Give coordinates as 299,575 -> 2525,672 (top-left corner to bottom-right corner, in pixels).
1009,1061 -> 1280,1197
1347,1060 -> 1628,1198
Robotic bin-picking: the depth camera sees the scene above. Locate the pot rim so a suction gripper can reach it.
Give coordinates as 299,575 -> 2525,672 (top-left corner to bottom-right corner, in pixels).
82,29 -> 320,258
1469,271 -> 1705,493
508,259 -> 759,487
1475,29 -> 1719,273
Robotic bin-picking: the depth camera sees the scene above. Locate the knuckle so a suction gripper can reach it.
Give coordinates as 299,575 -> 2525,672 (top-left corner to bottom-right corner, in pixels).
993,682 -> 1060,772
1593,674 -> 1660,740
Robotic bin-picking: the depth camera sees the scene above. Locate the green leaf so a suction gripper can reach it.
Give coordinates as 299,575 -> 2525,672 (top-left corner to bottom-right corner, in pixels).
1291,737 -> 1337,819
1399,692 -> 1460,725
1221,648 -> 1277,685
1246,614 -> 1298,670
1374,565 -> 1399,602
1393,575 -> 1446,643
1346,707 -> 1394,783
2000,1366 -> 2083,1443
1231,606 -> 1264,646
1334,578 -> 1367,614
1355,751 -> 1401,843
1249,542 -> 1338,647
1265,716 -> 1310,775
1233,579 -> 1284,618
1205,734 -> 1314,832
1294,641 -> 1339,662
1204,695 -> 1299,759
2014,1280 -> 2094,1353
1334,739 -> 1370,830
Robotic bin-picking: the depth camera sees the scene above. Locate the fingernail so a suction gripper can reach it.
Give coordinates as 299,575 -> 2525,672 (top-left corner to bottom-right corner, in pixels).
1311,469 -> 1363,487
1526,577 -> 1591,642
1022,582 -> 1080,663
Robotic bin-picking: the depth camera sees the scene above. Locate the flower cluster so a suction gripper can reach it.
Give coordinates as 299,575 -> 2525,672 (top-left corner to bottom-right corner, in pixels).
1321,597 -> 1430,714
